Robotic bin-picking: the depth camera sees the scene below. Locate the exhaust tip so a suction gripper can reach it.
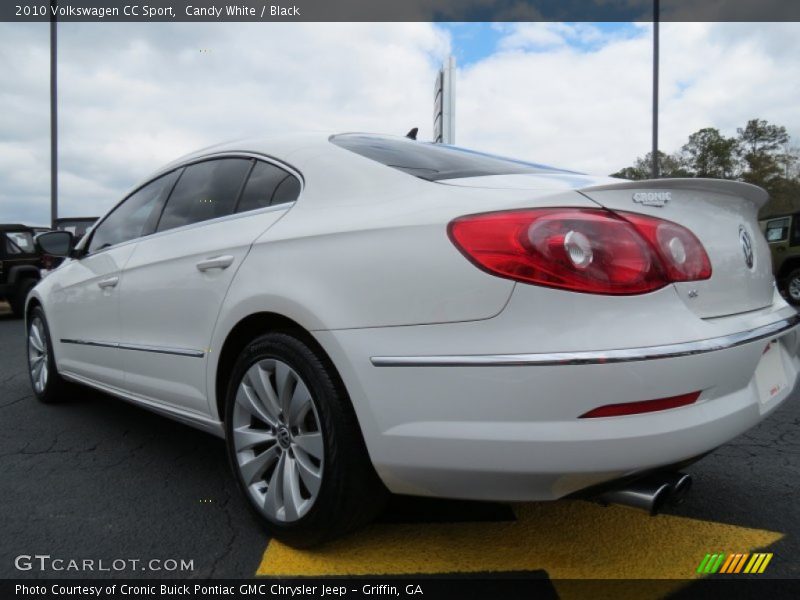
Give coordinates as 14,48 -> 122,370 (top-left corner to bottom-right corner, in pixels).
649,482 -> 672,515
597,472 -> 692,515
666,473 -> 692,504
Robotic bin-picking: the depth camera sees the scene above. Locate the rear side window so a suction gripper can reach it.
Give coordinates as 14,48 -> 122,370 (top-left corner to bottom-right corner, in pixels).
236,161 -> 300,213
157,158 -> 251,232
765,218 -> 790,243
89,171 -> 178,253
330,133 -> 575,181
5,231 -> 35,254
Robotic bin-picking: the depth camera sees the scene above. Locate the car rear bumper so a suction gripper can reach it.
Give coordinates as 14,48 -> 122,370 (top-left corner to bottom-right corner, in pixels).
314,292 -> 800,502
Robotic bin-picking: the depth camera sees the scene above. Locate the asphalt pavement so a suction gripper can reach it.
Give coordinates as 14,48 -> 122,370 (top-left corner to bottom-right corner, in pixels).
0,302 -> 798,585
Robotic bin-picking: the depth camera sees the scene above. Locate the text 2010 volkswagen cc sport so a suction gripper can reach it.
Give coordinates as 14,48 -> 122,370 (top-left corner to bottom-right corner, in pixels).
28,133 -> 799,546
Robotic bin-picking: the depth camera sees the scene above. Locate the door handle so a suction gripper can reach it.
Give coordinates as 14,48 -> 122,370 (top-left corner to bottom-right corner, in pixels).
97,276 -> 119,289
196,255 -> 234,272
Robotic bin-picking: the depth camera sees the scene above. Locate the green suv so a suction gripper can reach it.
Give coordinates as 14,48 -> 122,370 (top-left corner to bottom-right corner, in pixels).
761,212 -> 800,305
0,224 -> 42,317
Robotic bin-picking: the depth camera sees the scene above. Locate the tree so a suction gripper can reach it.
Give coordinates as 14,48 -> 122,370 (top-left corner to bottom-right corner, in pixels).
680,127 -> 738,178
610,119 -> 800,217
737,119 -> 789,189
610,150 -> 690,180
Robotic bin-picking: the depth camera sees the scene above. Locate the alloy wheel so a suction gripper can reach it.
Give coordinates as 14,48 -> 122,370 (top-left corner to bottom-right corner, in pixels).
789,277 -> 800,302
28,317 -> 49,393
232,359 -> 324,522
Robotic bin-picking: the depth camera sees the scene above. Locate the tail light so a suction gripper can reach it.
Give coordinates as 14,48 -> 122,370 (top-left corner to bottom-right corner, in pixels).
447,208 -> 711,295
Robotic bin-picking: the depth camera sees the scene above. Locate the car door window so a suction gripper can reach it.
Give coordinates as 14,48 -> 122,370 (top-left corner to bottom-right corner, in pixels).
157,158 -> 251,232
5,231 -> 35,254
236,161 -> 300,213
765,218 -> 790,243
88,171 -> 179,254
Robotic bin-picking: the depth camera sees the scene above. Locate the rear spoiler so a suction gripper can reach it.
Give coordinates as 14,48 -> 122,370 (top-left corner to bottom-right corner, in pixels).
580,178 -> 769,210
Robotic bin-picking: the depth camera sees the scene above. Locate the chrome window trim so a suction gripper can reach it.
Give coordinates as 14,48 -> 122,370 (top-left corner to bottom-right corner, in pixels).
370,315 -> 800,367
82,151 -> 303,258
61,338 -> 205,358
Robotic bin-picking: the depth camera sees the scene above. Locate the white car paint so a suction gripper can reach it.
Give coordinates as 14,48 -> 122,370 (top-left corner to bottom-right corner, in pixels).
28,132 -> 800,502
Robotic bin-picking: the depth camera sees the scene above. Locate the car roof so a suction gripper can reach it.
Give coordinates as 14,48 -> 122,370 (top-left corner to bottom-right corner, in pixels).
0,224 -> 33,232
761,212 -> 800,221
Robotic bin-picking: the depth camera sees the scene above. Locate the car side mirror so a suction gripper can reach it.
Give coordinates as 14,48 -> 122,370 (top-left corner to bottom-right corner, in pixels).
36,230 -> 74,257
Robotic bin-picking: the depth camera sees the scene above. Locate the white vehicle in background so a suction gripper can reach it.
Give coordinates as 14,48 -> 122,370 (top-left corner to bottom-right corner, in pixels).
28,133 -> 799,547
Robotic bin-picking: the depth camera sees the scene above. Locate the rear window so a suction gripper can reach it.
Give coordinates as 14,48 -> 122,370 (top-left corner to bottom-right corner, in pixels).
330,134 -> 576,181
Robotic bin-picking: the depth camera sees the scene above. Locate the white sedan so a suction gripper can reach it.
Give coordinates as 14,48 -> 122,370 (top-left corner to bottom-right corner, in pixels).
28,133 -> 799,546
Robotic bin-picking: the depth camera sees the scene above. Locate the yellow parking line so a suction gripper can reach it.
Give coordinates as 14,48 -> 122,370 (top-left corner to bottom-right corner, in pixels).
257,500 -> 781,589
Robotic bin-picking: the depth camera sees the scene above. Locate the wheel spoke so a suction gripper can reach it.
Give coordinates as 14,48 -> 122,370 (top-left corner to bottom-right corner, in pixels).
236,381 -> 277,427
282,455 -> 302,521
39,361 -> 48,390
275,361 -> 295,416
29,328 -> 43,353
233,426 -> 276,452
31,357 -> 43,381
287,379 -> 312,427
293,432 -> 323,460
263,452 -> 285,517
238,445 -> 279,485
294,450 -> 322,496
247,365 -> 282,423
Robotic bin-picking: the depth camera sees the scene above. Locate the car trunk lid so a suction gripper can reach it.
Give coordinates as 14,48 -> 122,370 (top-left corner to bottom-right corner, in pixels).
579,178 -> 774,318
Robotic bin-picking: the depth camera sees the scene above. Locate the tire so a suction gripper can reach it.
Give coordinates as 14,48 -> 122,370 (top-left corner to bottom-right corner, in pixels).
224,332 -> 386,547
785,268 -> 800,305
27,306 -> 69,403
10,278 -> 37,318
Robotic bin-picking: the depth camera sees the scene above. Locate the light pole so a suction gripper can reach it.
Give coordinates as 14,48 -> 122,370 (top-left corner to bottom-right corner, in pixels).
651,0 -> 660,179
49,0 -> 58,228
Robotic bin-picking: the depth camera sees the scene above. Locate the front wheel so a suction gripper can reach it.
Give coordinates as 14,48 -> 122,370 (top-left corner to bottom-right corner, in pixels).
785,268 -> 800,305
224,332 -> 386,547
27,306 -> 69,403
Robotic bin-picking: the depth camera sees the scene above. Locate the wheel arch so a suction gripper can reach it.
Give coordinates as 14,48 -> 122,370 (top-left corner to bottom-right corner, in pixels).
8,264 -> 41,285
214,312 -> 351,427
777,256 -> 800,282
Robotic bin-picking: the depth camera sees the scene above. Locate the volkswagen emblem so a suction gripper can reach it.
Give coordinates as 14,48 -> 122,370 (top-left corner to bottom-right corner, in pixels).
277,426 -> 292,449
739,226 -> 754,269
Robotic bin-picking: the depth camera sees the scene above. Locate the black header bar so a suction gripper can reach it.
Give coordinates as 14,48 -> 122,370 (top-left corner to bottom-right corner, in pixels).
4,0 -> 800,23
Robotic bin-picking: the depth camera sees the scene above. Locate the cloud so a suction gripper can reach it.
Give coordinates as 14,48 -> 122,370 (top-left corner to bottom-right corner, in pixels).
0,22 -> 449,223
1,21 -> 800,225
455,22 -> 800,175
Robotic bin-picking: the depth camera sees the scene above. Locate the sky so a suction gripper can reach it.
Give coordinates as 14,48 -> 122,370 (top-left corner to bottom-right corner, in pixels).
1,21 -> 799,224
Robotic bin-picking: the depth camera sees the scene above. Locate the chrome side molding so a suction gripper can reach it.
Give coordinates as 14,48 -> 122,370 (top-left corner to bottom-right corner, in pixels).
371,314 -> 800,367
60,338 -> 205,358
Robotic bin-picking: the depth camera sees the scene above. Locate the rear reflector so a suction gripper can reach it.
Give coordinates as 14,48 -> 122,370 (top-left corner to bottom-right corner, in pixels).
579,391 -> 701,418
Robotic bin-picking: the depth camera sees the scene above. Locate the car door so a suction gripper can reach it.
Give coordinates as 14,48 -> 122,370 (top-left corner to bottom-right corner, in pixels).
49,171 -> 179,387
118,156 -> 300,415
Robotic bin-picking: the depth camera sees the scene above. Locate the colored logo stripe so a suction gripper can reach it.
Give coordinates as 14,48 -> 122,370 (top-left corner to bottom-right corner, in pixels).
697,553 -> 726,573
699,552 -> 773,574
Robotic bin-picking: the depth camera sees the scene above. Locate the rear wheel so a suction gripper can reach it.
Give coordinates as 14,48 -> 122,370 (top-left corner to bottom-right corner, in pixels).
224,332 -> 386,547
785,268 -> 800,305
27,306 -> 69,403
10,278 -> 37,318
